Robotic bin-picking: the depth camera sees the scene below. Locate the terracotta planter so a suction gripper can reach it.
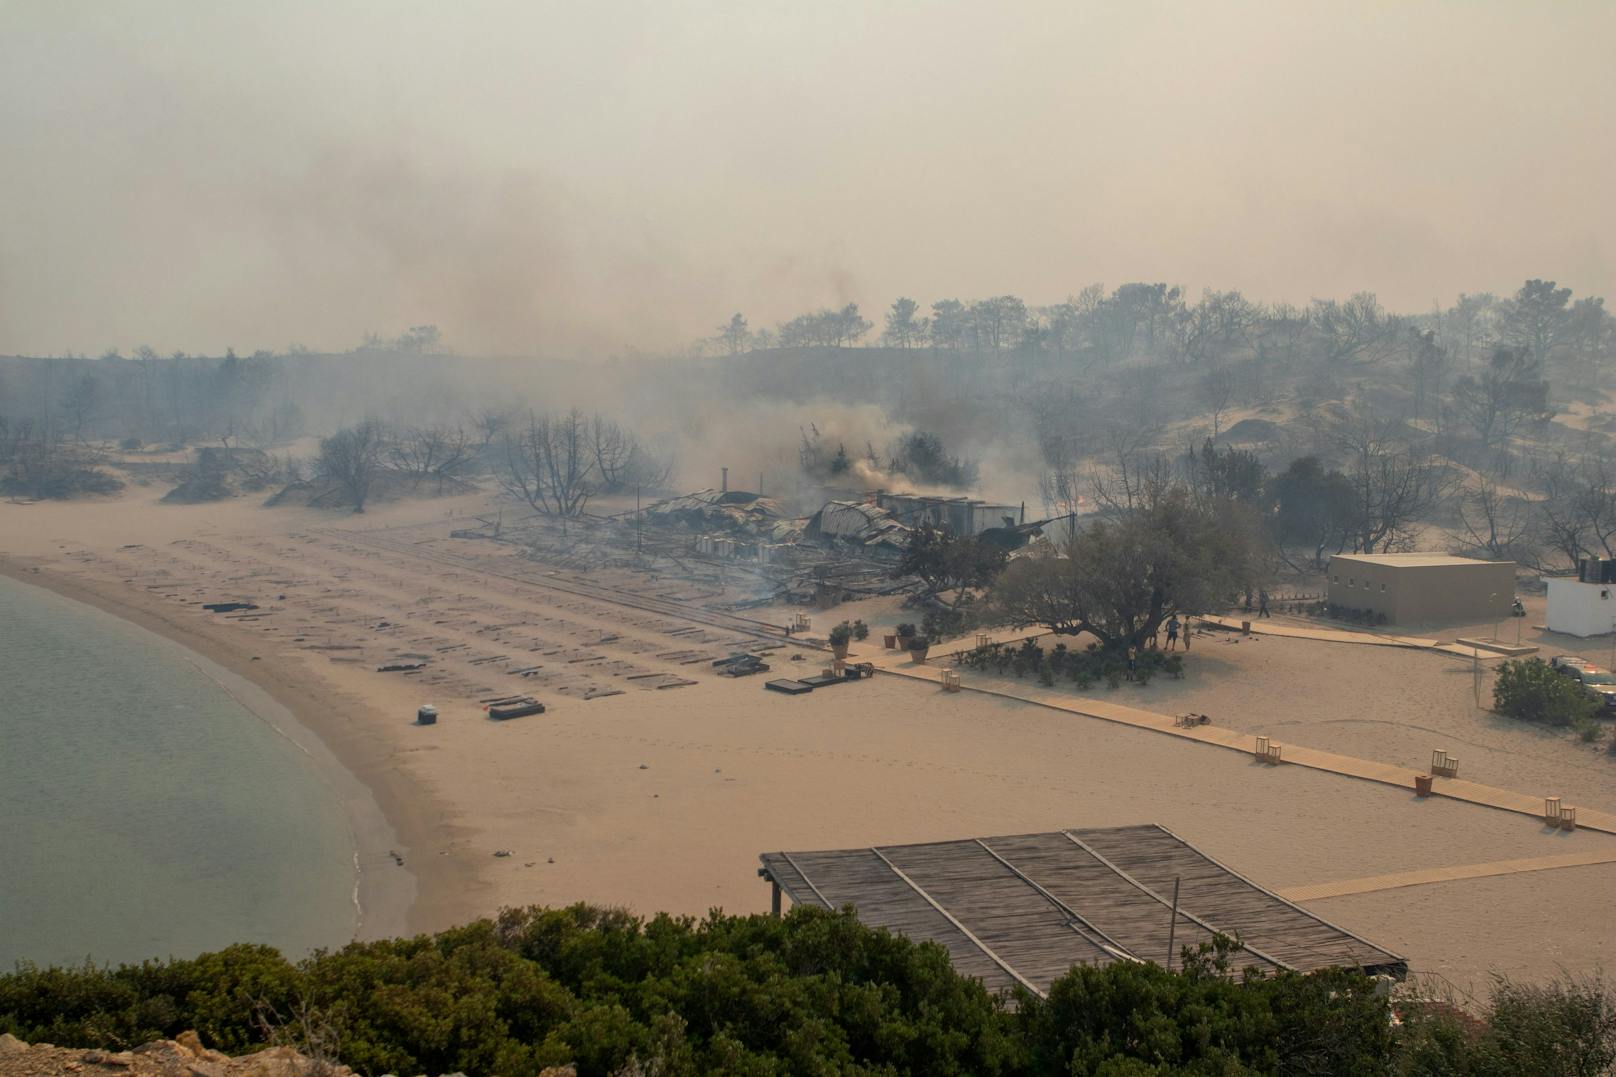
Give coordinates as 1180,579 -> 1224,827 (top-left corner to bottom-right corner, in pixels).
883,634 -> 898,649
910,646 -> 930,665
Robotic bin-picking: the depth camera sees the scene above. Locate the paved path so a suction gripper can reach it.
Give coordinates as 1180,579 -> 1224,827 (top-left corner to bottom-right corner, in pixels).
1277,849 -> 1616,901
1196,615 -> 1515,660
855,632 -> 1616,837
1198,614 -> 1441,649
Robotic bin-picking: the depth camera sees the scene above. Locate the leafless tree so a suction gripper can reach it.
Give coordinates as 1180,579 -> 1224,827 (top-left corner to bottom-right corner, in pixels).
1534,447 -> 1616,567
1329,405 -> 1444,553
59,373 -> 101,442
588,414 -> 671,493
497,408 -> 596,517
1457,476 -> 1537,562
254,995 -> 342,1077
388,424 -> 475,493
314,421 -> 385,512
1444,292 -> 1498,365
1311,292 -> 1398,364
1202,364 -> 1236,441
469,405 -> 516,451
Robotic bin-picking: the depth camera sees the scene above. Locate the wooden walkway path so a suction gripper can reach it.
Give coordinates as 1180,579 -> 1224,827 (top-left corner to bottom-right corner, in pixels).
1277,848 -> 1616,902
1196,615 -> 1515,660
1198,614 -> 1440,649
856,635 -> 1616,838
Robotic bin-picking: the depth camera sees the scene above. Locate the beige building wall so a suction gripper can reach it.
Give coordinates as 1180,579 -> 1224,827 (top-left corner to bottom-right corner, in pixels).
1327,556 -> 1515,625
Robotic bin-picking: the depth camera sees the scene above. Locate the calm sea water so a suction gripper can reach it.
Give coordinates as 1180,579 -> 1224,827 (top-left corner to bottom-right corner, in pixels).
0,575 -> 357,968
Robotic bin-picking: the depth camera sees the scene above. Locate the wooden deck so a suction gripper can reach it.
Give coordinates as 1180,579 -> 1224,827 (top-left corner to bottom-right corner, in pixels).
760,824 -> 1407,997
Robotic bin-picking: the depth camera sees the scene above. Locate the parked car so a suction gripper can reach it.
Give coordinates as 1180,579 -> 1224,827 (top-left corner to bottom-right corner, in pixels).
1573,666 -> 1616,711
1549,655 -> 1597,676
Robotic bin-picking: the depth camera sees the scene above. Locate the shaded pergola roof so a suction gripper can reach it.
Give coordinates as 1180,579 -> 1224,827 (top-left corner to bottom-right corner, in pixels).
759,824 -> 1406,996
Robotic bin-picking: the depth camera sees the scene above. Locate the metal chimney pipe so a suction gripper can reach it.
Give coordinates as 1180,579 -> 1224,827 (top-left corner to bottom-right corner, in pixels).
721,467 -> 728,493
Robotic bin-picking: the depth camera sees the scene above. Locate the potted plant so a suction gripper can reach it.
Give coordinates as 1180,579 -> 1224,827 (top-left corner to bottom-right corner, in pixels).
852,619 -> 869,641
828,621 -> 853,660
908,634 -> 931,664
896,623 -> 916,642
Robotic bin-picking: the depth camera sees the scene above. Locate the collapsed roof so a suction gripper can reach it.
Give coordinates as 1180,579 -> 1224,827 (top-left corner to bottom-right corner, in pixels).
805,499 -> 911,552
645,489 -> 791,535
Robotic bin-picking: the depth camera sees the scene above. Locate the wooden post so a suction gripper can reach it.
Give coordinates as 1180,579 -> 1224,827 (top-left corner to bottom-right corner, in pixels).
1166,875 -> 1180,971
771,880 -> 781,918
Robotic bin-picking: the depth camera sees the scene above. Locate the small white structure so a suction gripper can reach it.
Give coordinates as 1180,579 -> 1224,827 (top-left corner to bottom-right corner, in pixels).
1546,577 -> 1616,638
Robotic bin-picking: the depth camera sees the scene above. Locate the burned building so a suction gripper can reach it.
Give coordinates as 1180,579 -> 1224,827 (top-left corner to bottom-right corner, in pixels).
873,492 -> 1021,536
804,500 -> 911,558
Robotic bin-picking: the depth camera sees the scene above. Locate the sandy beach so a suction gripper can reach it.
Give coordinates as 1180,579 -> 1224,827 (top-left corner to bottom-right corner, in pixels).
4,487 -> 1614,994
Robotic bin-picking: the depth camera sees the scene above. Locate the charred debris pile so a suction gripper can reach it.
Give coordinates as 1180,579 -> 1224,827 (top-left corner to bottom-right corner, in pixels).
453,484 -> 1048,613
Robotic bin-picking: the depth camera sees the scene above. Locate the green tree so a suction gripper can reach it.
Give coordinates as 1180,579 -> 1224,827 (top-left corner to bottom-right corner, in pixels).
986,483 -> 1252,650
894,526 -> 1008,609
1502,278 -> 1573,366
884,297 -> 924,348
1492,658 -> 1598,728
1268,456 -> 1357,568
1450,345 -> 1552,452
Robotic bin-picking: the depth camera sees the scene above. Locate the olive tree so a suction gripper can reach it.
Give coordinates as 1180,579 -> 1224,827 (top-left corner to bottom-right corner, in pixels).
986,483 -> 1255,651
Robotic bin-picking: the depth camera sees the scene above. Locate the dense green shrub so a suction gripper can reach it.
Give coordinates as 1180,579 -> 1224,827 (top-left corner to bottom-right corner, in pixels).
4,909 -> 1611,1076
922,606 -> 966,641
954,640 -> 1181,693
1493,658 -> 1598,728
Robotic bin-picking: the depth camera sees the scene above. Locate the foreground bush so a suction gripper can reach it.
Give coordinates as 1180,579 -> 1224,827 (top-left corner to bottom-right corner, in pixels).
2,906 -> 1612,1075
1494,658 -> 1598,728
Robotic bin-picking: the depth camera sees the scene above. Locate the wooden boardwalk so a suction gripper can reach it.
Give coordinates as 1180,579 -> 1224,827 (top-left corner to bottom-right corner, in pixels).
1197,614 -> 1441,649
1277,848 -> 1616,902
1196,615 -> 1515,660
855,634 -> 1616,838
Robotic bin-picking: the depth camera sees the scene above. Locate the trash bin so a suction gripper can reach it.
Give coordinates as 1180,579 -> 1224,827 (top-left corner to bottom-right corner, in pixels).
1414,774 -> 1432,797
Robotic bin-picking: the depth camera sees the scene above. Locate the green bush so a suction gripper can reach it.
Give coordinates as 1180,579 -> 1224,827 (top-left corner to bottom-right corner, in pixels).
1493,659 -> 1599,728
4,911 -> 1612,1076
851,619 -> 868,641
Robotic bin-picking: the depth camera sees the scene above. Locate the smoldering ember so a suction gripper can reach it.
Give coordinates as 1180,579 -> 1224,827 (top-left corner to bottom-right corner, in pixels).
3,5 -> 1616,1076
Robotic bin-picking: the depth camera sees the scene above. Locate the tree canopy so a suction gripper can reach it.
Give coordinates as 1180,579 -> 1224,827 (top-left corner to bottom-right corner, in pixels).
987,483 -> 1256,650
894,526 -> 1008,608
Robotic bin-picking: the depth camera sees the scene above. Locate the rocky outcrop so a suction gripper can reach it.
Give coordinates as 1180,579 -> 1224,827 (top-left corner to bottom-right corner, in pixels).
0,1033 -> 577,1077
0,1031 -> 357,1077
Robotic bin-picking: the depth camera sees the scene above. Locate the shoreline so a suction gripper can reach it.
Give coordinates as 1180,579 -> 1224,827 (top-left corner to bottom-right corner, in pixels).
0,557 -> 485,947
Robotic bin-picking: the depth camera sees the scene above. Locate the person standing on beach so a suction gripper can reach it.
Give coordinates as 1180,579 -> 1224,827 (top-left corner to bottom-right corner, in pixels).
1164,615 -> 1180,650
1258,589 -> 1270,618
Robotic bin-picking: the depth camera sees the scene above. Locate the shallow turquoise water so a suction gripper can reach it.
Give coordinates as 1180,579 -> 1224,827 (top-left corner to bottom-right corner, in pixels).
0,574 -> 356,968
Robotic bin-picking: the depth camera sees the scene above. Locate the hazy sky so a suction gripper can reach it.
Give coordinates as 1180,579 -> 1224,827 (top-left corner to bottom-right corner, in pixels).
2,1 -> 1612,357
